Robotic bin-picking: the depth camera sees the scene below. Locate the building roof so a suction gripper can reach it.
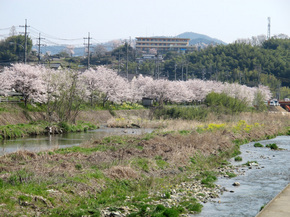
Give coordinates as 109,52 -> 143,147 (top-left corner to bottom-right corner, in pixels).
136,37 -> 190,40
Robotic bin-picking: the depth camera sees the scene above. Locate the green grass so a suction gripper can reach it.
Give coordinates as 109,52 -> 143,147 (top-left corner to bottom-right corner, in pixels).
199,171 -> 217,188
0,122 -> 286,216
128,204 -> 184,217
180,197 -> 203,213
17,102 -> 47,112
155,156 -> 169,169
0,122 -> 45,139
54,145 -> 111,154
226,172 -> 237,178
0,121 -> 97,140
132,158 -> 150,172
178,130 -> 191,135
58,121 -> 97,132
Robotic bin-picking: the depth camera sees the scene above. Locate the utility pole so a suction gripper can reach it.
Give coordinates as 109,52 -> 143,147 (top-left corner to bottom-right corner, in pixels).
186,63 -> 188,81
118,47 -> 121,74
84,32 -> 92,69
202,69 -> 206,81
267,17 -> 271,40
37,33 -> 45,64
174,63 -> 177,80
19,19 -> 30,64
126,38 -> 130,79
181,63 -> 184,81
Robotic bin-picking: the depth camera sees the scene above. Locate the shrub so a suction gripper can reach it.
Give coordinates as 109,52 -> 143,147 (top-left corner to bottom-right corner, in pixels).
254,143 -> 264,147
154,106 -> 208,121
234,156 -> 243,161
205,92 -> 249,114
265,143 -> 279,150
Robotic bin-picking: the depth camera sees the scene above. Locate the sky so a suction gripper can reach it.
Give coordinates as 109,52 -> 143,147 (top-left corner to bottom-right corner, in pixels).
0,0 -> 289,46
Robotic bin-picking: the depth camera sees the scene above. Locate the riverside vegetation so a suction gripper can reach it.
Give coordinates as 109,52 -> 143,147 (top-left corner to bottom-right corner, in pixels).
0,103 -> 97,140
0,95 -> 289,216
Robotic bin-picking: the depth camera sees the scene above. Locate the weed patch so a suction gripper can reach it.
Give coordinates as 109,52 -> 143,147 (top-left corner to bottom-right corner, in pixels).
265,143 -> 279,150
154,106 -> 208,121
234,156 -> 243,161
254,143 -> 264,147
226,172 -> 237,178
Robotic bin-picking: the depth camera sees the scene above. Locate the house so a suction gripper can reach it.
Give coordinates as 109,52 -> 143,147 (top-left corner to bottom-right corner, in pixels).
44,63 -> 62,70
49,63 -> 62,70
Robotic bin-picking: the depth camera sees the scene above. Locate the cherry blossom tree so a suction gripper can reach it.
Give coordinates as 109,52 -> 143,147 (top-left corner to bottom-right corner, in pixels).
1,64 -> 271,112
80,68 -> 101,106
0,63 -> 47,106
81,66 -> 131,107
44,68 -> 87,123
128,74 -> 271,106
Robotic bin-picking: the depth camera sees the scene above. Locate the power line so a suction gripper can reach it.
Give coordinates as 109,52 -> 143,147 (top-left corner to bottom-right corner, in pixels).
0,28 -> 11,31
30,26 -> 83,41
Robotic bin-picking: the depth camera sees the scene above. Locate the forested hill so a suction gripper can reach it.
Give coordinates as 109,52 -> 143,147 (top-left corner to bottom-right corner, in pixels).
177,32 -> 226,45
164,38 -> 290,89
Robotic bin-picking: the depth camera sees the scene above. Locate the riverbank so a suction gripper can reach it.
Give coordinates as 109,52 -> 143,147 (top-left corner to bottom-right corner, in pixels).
0,103 -> 151,139
0,112 -> 289,216
0,103 -> 150,126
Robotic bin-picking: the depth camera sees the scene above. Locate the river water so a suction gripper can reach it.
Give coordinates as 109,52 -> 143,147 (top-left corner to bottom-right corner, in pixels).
195,136 -> 290,217
0,127 -> 153,156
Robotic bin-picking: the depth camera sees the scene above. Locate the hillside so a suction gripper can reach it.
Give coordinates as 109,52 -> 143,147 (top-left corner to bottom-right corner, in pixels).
177,32 -> 227,45
163,38 -> 290,92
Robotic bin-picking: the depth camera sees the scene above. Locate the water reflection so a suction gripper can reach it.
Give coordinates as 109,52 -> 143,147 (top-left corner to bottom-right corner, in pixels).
0,127 -> 153,156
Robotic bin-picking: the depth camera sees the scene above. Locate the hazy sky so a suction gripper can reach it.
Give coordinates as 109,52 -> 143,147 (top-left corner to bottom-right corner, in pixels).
0,0 -> 289,46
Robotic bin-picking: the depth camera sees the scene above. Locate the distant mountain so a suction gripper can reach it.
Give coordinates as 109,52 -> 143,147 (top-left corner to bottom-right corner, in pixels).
177,32 -> 227,46
33,45 -> 86,57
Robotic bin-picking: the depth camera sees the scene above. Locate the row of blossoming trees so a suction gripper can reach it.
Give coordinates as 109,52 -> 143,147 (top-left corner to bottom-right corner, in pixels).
0,64 -> 271,120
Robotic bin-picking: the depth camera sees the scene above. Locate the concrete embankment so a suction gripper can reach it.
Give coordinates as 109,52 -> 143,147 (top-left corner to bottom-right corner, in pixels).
256,184 -> 290,217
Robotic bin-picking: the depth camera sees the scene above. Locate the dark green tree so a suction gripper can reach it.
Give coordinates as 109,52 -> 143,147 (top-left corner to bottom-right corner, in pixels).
0,35 -> 33,64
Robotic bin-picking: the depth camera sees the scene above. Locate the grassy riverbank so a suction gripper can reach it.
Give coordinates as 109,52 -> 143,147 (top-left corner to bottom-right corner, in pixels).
0,121 -> 97,140
0,112 -> 289,216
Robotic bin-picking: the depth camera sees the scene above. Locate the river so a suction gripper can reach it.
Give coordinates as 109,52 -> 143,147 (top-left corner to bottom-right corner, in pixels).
195,136 -> 290,217
0,127 -> 153,156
